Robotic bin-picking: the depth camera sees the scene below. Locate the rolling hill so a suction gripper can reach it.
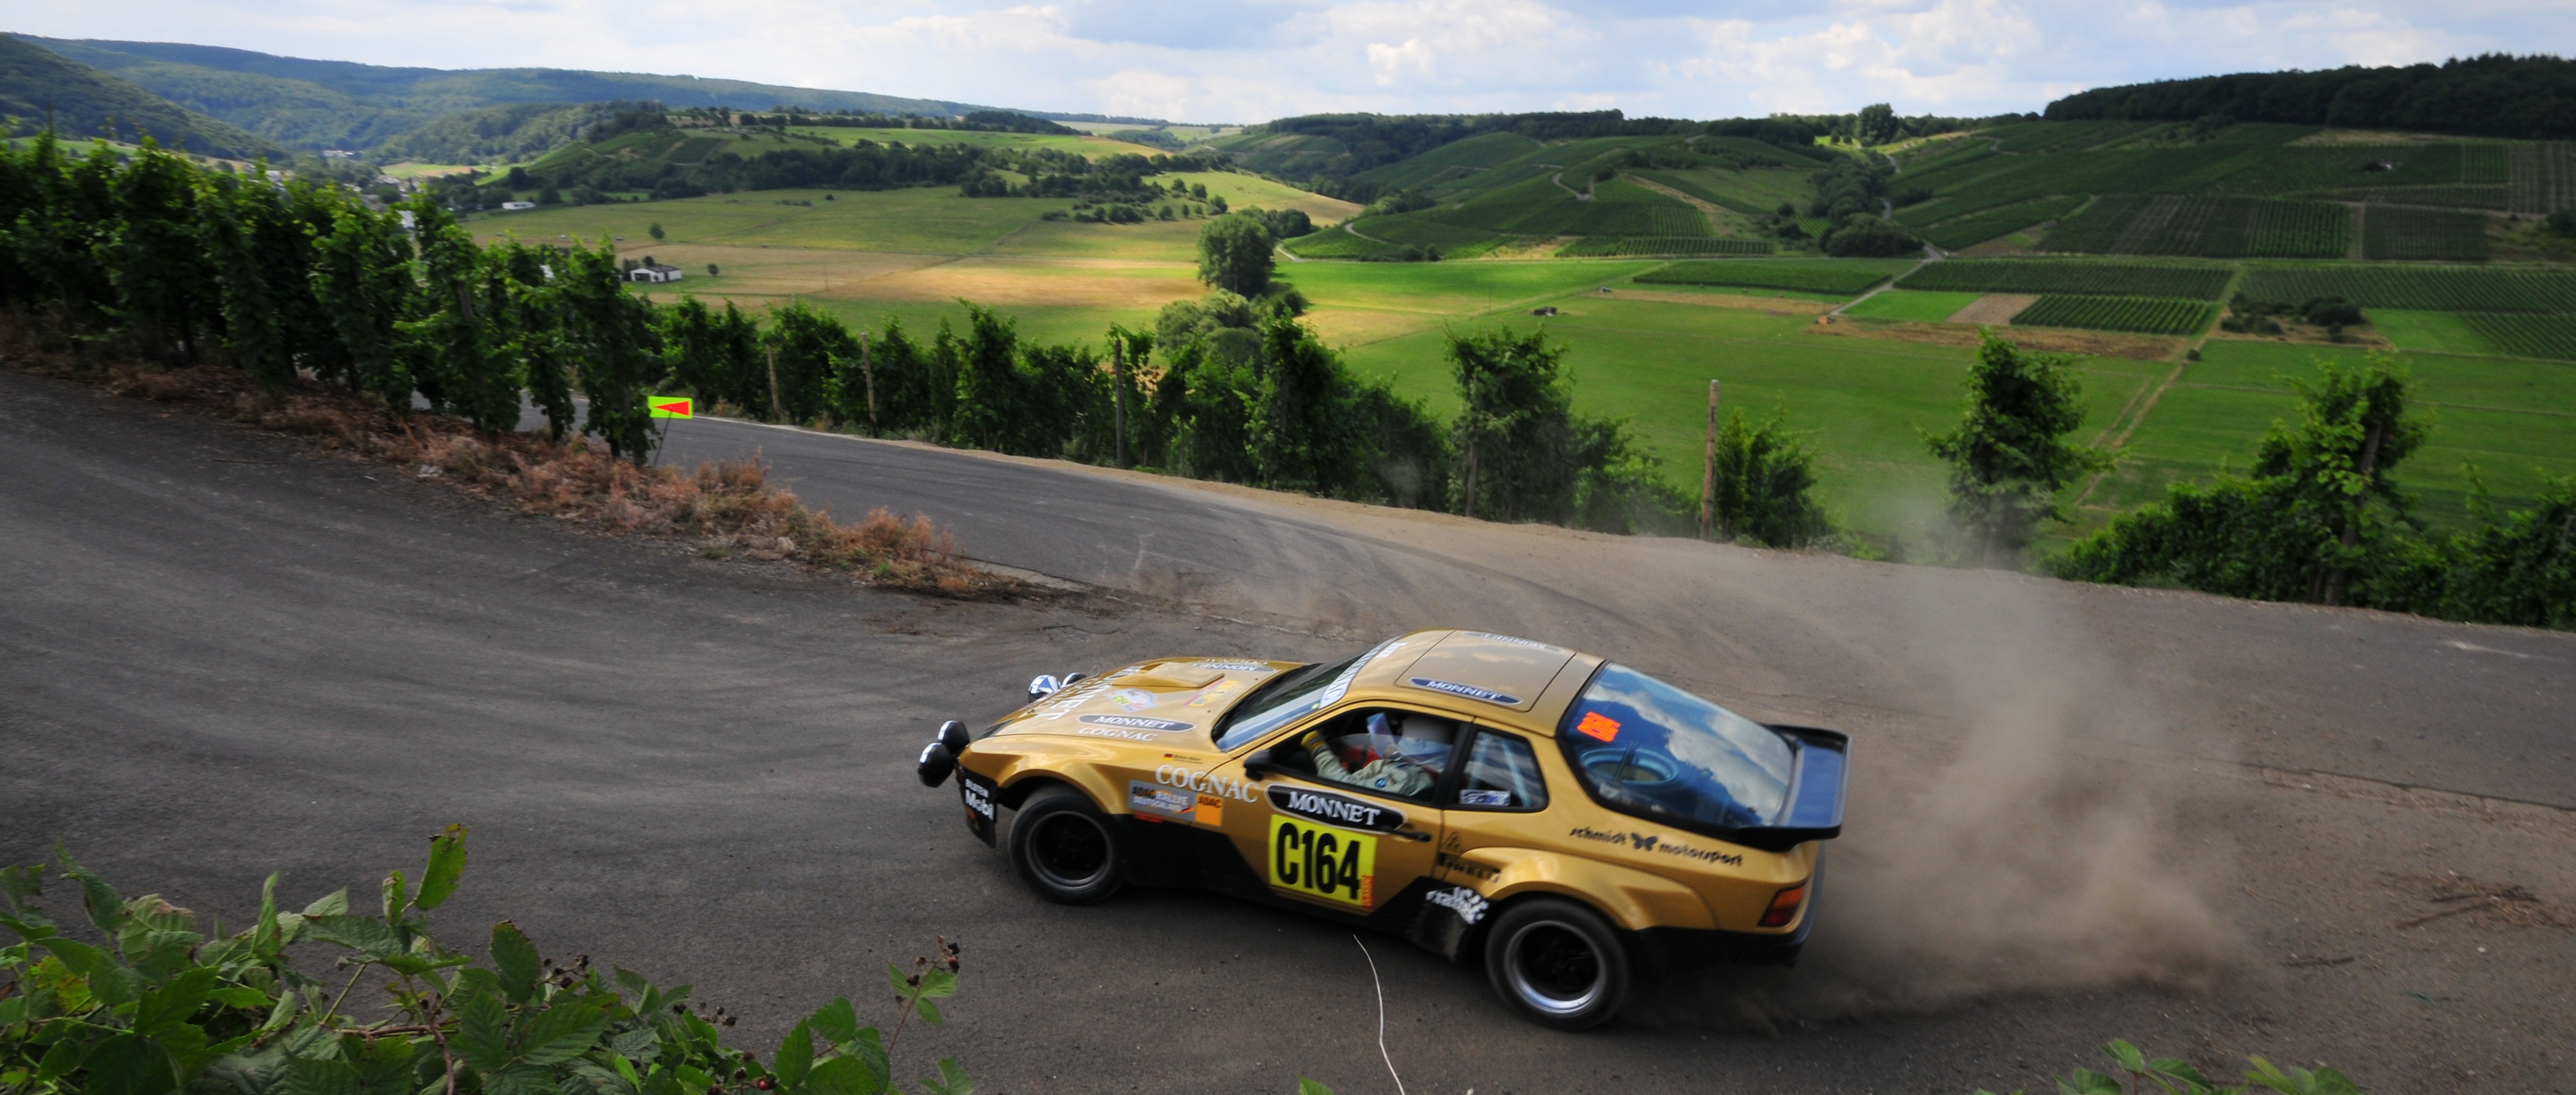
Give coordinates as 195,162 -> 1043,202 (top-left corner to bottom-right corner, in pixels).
6,35 -> 1033,153
0,34 -> 275,158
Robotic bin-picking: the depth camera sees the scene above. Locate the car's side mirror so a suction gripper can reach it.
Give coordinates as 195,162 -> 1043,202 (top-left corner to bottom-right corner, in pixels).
1242,747 -> 1278,779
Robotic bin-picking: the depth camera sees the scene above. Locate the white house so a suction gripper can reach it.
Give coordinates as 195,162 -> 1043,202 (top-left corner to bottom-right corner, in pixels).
499,201 -> 536,212
627,264 -> 685,284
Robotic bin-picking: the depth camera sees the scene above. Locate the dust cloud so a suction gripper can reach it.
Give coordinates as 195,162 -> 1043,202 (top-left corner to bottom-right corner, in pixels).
1703,575 -> 2244,1021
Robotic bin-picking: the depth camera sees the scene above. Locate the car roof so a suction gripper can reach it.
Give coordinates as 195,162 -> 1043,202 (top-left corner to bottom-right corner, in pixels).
1347,629 -> 1603,736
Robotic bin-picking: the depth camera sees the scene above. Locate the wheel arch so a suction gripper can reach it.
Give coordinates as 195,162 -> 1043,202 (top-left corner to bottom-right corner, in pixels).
1469,849 -> 1719,933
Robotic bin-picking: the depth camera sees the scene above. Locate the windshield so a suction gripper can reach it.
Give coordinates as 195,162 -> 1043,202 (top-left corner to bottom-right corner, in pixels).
1214,638 -> 1393,750
1558,663 -> 1793,832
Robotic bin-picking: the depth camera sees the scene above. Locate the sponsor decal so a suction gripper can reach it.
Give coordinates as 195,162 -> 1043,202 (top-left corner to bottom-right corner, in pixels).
961,778 -> 995,822
1270,815 -> 1376,907
1028,665 -> 1143,721
1108,689 -> 1157,712
1318,636 -> 1412,709
1194,793 -> 1226,826
1161,752 -> 1206,763
1463,632 -> 1564,653
1574,711 -> 1622,742
1127,780 -> 1197,819
1436,852 -> 1498,882
1186,680 -> 1245,709
1154,764 -> 1262,803
1457,789 -> 1514,807
1268,785 -> 1406,833
1406,677 -> 1520,706
1426,885 -> 1489,925
1075,727 -> 1161,742
1078,714 -> 1194,732
1188,660 -> 1277,674
1564,826 -> 1744,866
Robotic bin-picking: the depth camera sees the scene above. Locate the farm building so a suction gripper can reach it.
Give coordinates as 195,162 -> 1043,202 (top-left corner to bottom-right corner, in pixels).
499,201 -> 536,212
626,264 -> 685,284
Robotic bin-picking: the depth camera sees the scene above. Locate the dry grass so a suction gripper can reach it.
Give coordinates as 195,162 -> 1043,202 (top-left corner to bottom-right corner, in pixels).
1810,315 -> 2184,360
1948,293 -> 2041,325
5,320 -> 1012,598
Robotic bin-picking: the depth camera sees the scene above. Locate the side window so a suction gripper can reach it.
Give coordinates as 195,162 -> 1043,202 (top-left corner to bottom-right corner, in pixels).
1279,708 -> 1457,802
1453,730 -> 1548,811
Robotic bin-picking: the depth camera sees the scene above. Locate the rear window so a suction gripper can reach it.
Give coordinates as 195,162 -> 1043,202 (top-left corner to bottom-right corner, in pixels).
1558,663 -> 1792,832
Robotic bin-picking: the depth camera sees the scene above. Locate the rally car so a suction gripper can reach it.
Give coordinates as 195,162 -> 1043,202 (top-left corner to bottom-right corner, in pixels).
914,629 -> 1848,1028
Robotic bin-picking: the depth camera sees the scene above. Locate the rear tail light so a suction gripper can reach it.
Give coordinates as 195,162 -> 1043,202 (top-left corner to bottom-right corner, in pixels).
1758,884 -> 1806,928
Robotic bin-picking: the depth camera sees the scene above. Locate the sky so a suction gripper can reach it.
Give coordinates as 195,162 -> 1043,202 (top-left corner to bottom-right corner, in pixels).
15,0 -> 2574,123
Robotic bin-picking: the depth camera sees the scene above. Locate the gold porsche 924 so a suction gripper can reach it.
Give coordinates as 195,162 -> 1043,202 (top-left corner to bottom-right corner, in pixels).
915,629 -> 1849,1028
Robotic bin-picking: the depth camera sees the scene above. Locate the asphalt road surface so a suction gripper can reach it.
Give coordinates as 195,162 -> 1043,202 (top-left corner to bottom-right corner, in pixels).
8,371 -> 2574,1094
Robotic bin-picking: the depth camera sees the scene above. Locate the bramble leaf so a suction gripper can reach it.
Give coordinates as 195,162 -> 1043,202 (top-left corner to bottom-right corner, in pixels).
454,993 -> 511,1073
2058,1069 -> 2122,1095
52,847 -> 124,938
490,923 -> 541,1005
913,998 -> 942,1027
806,998 -> 860,1049
802,1055 -> 882,1095
515,1004 -> 609,1066
773,1021 -> 815,1088
284,1056 -> 363,1095
303,915 -> 404,959
415,827 -> 467,913
1295,1079 -> 1333,1095
915,1057 -> 970,1095
301,891 -> 350,919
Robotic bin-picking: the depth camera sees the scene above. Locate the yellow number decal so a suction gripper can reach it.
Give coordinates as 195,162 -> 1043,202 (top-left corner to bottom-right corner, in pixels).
1268,816 -> 1376,907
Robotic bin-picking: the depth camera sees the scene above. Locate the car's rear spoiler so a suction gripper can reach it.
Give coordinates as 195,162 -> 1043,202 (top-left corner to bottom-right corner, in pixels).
1731,725 -> 1850,852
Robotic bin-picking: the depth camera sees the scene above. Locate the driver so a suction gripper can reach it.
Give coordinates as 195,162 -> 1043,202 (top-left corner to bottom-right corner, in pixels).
1301,712 -> 1450,796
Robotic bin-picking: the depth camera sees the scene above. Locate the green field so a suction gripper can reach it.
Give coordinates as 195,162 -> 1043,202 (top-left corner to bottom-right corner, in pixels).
2012,295 -> 2219,335
1898,259 -> 2233,298
2238,266 -> 2576,311
1633,258 -> 1909,295
1844,290 -> 1986,322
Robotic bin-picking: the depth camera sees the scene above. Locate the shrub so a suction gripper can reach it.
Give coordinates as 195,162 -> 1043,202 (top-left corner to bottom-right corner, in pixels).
1821,214 -> 1922,257
0,831 -> 974,1095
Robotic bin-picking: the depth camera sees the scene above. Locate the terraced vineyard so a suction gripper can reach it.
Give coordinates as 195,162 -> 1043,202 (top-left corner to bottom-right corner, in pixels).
2238,266 -> 2576,311
1358,215 -> 1507,255
2359,206 -> 2490,261
1900,259 -> 2231,299
2322,186 -> 2512,210
2458,314 -> 2576,361
1281,230 -> 1405,260
2044,195 -> 2348,258
1558,237 -> 1772,257
1632,259 -> 1909,295
1916,196 -> 2088,251
2508,142 -> 2576,215
2011,294 -> 2218,335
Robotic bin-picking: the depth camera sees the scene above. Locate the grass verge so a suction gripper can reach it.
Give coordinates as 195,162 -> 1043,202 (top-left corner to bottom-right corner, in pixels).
2,325 -> 1012,598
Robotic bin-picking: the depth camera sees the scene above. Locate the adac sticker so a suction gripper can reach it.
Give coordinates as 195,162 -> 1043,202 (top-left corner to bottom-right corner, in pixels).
1185,680 -> 1245,709
1188,660 -> 1278,674
1108,689 -> 1157,712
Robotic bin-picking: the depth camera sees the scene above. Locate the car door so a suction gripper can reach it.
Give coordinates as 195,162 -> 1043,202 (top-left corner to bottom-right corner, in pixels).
1224,704 -> 1456,915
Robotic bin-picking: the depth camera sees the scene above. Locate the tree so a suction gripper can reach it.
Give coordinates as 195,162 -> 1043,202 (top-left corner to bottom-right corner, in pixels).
648,221 -> 666,240
1447,326 -> 1581,522
1822,214 -> 1921,257
1924,334 -> 2115,566
311,201 -> 421,415
1195,213 -> 1274,297
1852,103 -> 1900,145
108,141 -> 213,361
1710,409 -> 1832,548
2056,355 -> 2423,603
557,241 -> 663,462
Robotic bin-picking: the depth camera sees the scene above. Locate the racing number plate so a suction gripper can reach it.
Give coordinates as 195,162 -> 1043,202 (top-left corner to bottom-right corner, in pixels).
1268,815 -> 1376,908
959,770 -> 998,847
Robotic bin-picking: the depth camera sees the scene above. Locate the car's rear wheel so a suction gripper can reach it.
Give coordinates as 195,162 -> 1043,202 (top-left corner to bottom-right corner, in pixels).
1483,897 -> 1630,1029
1008,784 -> 1124,904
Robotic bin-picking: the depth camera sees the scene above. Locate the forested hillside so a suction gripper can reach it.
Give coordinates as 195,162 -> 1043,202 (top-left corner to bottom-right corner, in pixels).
7,35 -> 1024,153
0,34 -> 274,158
2046,54 -> 2576,140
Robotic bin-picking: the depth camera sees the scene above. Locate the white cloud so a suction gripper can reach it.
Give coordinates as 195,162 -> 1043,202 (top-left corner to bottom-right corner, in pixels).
10,0 -> 2570,120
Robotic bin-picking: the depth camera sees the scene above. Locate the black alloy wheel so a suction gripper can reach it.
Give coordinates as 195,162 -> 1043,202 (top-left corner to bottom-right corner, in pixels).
1483,897 -> 1630,1029
1007,784 -> 1125,904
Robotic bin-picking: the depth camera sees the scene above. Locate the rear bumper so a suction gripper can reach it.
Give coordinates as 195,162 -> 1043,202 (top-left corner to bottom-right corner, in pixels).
1626,912 -> 1811,978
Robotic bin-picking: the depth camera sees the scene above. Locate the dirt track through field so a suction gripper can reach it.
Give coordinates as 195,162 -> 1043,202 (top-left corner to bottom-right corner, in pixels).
5,367 -> 2573,1094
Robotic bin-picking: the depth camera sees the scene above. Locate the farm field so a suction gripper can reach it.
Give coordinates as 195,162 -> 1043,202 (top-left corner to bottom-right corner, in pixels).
1898,260 -> 2232,299
1845,289 -> 1988,322
2084,339 -> 2576,531
2012,294 -> 2218,335
784,125 -> 1141,157
1633,258 -> 1910,294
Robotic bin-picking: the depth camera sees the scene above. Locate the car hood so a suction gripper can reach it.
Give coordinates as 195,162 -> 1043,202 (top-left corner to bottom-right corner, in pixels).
986,656 -> 1302,743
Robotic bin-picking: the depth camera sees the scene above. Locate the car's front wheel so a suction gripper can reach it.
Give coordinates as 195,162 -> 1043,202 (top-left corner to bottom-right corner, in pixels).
1007,784 -> 1125,904
1482,897 -> 1630,1029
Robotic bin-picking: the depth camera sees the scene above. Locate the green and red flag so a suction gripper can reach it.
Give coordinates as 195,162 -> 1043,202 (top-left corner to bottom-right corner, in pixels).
648,396 -> 693,419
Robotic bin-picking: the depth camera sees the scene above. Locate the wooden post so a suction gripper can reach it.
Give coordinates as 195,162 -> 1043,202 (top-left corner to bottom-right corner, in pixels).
858,332 -> 878,433
765,344 -> 784,422
1111,338 -> 1129,468
1699,379 -> 1721,541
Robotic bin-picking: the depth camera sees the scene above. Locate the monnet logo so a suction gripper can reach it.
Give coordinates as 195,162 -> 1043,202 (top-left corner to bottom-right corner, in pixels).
1079,714 -> 1193,732
1406,677 -> 1520,706
1269,785 -> 1404,832
1426,886 -> 1489,924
